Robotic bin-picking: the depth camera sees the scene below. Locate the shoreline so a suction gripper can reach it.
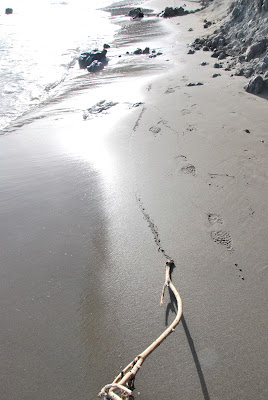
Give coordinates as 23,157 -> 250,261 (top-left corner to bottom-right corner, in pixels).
1,1 -> 267,400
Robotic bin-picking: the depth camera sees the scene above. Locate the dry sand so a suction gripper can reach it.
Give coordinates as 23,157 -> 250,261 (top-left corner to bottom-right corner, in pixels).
0,1 -> 267,399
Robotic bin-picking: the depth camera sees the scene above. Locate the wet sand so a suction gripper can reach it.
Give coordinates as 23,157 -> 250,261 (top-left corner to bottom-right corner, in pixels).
1,1 -> 268,400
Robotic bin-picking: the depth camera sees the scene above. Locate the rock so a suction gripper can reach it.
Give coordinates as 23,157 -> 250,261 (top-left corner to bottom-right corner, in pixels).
143,47 -> 150,54
78,49 -> 108,69
160,7 -> 189,18
203,46 -> 210,51
211,51 -> 220,58
128,8 -> 144,19
214,63 -> 221,68
188,49 -> 195,55
187,82 -> 204,87
218,52 -> 227,60
212,73 -> 221,78
235,68 -> 244,76
246,40 -> 267,61
134,48 -> 143,55
201,62 -> 208,66
245,75 -> 265,94
87,60 -> 105,73
103,44 -> 110,49
5,8 -> 13,14
189,28 -> 193,31
244,68 -> 254,78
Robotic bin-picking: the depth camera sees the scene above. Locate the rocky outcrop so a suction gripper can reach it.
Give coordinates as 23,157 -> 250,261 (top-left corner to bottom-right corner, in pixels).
191,0 -> 268,93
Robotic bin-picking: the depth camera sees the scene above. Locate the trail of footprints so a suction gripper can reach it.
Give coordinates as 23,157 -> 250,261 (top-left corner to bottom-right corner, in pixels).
207,213 -> 244,281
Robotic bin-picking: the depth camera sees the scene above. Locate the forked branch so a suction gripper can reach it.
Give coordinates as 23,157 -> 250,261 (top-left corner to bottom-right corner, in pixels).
98,260 -> 183,400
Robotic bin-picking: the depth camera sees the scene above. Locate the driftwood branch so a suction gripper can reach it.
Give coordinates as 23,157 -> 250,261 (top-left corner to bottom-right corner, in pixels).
98,260 -> 183,399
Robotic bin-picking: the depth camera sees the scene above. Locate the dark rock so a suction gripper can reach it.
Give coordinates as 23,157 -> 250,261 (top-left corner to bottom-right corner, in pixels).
214,63 -> 221,68
218,52 -> 227,60
78,49 -> 108,69
235,68 -> 244,76
212,73 -> 221,78
188,49 -> 195,55
244,68 -> 254,78
211,51 -> 220,58
189,28 -> 193,31
87,61 -> 105,73
160,6 -> 188,18
5,8 -> 13,14
204,24 -> 208,28
103,44 -> 110,49
128,8 -> 144,19
187,82 -> 204,87
203,46 -> 210,51
201,62 -> 208,66
211,35 -> 226,48
134,48 -> 143,55
245,75 -> 265,94
246,40 -> 267,61
195,46 -> 201,51
143,47 -> 150,54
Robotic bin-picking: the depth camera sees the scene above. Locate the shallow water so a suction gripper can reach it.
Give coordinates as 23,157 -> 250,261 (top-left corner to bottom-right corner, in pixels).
0,0 -> 169,132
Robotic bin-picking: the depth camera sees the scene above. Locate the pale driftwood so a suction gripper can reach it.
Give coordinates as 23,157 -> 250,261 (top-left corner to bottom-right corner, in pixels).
98,260 -> 182,400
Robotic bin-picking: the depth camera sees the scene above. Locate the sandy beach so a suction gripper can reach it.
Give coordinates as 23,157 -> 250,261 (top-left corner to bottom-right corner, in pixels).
1,1 -> 267,399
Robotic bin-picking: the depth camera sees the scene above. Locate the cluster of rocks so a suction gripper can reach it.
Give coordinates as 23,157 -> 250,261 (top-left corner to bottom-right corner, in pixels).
158,6 -> 204,18
78,45 -> 110,73
127,47 -> 163,58
189,0 -> 268,94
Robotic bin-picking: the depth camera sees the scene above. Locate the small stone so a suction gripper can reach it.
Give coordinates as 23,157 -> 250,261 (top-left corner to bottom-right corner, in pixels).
188,49 -> 195,55
203,46 -> 209,51
212,73 -> 221,78
189,28 -> 193,31
201,62 -> 208,66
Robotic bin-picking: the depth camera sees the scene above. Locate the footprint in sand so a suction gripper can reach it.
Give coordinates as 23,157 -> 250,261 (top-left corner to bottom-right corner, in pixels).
211,230 -> 233,250
181,108 -> 191,115
181,164 -> 196,176
165,87 -> 175,94
149,126 -> 161,135
207,213 -> 223,225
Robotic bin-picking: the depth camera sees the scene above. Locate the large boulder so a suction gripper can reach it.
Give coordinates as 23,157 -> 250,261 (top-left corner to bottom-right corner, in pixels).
245,75 -> 265,94
246,39 -> 267,61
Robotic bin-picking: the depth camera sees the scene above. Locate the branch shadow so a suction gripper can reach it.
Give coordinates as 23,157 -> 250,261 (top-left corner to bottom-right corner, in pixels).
165,284 -> 210,400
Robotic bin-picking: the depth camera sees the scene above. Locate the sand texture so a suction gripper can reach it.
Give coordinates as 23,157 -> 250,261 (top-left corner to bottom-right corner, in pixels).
0,1 -> 267,399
